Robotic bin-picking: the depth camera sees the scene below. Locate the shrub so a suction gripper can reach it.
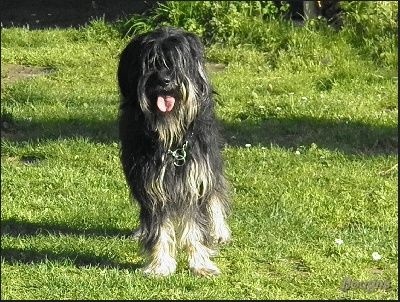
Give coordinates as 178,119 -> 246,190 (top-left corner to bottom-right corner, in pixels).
120,1 -> 290,45
118,1 -> 397,67
340,1 -> 398,66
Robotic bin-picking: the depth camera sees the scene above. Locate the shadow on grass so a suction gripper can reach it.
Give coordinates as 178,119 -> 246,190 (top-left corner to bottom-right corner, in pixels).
223,116 -> 397,155
1,218 -> 141,270
1,116 -> 118,144
2,114 -> 397,155
1,217 -> 133,238
1,247 -> 142,270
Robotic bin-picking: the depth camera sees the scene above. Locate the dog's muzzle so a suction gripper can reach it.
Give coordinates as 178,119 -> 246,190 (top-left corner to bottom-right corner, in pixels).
145,70 -> 180,113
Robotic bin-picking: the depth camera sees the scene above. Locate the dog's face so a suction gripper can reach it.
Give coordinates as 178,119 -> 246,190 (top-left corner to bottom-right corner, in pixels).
137,28 -> 208,113
118,27 -> 212,148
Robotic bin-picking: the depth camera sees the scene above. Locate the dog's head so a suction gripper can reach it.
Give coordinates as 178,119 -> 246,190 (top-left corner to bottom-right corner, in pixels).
118,27 -> 212,147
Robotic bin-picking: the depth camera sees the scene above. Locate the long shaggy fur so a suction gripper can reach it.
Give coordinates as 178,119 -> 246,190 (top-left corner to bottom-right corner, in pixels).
117,27 -> 230,276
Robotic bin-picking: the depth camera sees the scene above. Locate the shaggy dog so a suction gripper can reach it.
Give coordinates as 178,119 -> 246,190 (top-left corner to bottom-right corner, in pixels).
117,27 -> 230,276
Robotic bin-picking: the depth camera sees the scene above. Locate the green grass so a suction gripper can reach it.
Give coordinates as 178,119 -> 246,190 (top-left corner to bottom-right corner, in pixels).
1,17 -> 398,299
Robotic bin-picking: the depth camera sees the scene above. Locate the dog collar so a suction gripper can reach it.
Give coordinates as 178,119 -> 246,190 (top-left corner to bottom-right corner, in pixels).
167,141 -> 188,166
166,130 -> 194,166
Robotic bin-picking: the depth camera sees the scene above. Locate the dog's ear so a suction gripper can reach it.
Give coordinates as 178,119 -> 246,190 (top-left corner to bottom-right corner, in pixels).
117,33 -> 146,100
183,32 -> 212,97
185,33 -> 205,60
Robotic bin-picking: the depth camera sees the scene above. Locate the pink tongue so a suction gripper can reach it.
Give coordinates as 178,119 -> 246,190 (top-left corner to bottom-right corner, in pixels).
157,96 -> 175,112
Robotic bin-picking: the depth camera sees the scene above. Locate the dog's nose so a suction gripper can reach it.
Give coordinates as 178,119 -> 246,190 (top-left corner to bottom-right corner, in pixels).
161,76 -> 171,86
157,72 -> 171,86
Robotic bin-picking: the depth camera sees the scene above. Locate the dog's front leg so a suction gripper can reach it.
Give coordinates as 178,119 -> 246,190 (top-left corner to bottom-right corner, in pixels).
141,217 -> 177,277
180,216 -> 221,276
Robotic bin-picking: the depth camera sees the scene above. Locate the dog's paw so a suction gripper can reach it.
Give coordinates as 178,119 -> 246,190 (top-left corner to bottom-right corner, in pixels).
214,225 -> 231,245
188,252 -> 221,277
190,261 -> 221,277
141,258 -> 177,277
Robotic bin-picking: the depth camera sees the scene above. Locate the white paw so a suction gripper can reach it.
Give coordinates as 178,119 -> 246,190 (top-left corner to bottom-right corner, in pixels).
214,224 -> 231,244
190,260 -> 221,277
188,248 -> 221,277
142,258 -> 177,277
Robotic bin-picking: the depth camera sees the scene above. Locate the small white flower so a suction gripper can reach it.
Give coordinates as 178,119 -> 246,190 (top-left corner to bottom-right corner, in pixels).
335,238 -> 344,245
295,150 -> 301,155
261,147 -> 266,150
301,96 -> 308,100
245,144 -> 252,148
372,252 -> 382,261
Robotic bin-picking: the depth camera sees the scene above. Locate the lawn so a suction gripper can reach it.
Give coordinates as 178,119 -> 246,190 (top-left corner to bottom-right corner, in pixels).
1,9 -> 398,300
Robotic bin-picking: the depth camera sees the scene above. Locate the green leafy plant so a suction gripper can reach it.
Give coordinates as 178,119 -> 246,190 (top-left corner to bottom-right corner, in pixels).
340,1 -> 398,66
120,1 -> 290,45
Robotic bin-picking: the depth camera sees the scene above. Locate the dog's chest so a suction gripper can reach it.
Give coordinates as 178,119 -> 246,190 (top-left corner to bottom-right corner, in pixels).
145,154 -> 213,202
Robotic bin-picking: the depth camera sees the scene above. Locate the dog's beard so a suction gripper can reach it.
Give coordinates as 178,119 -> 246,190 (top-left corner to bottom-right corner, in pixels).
138,74 -> 200,149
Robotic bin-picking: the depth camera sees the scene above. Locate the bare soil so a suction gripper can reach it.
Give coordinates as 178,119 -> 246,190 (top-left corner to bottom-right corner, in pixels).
1,63 -> 54,86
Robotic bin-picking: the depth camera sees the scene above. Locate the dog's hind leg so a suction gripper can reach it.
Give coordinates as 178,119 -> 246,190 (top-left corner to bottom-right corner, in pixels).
141,218 -> 177,277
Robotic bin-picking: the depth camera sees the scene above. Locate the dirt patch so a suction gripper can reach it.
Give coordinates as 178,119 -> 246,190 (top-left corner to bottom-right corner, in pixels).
1,63 -> 54,86
206,63 -> 226,73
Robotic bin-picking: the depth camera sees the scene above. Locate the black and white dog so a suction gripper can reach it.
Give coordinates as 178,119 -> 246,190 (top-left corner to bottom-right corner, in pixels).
117,27 -> 230,276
